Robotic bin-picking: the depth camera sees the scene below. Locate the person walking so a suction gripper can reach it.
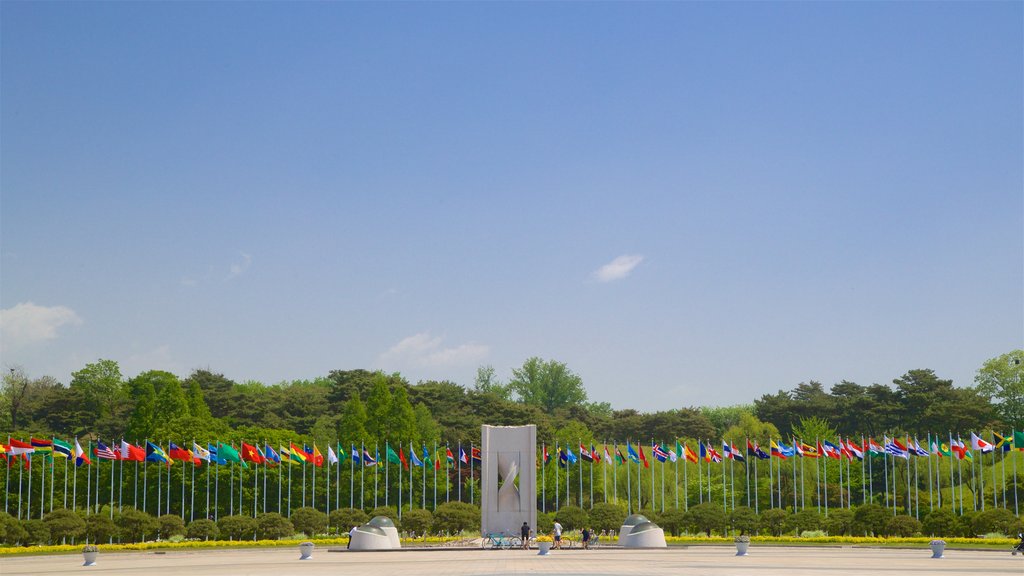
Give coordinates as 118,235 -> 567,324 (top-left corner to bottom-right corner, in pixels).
553,519 -> 563,549
520,521 -> 531,549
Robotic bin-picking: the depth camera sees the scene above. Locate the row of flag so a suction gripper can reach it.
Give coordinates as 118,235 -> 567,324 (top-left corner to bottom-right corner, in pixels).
0,438 -> 485,471
3,431 -> 1021,472
540,431 -> 1024,470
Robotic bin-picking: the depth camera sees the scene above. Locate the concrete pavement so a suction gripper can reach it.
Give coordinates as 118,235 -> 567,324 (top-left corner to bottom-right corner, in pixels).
2,545 -> 1020,576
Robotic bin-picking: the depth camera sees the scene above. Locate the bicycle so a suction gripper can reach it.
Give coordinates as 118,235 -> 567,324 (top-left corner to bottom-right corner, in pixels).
481,532 -> 522,550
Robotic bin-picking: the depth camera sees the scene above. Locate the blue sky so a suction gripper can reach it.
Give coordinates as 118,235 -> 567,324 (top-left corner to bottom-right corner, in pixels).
2,2 -> 1021,411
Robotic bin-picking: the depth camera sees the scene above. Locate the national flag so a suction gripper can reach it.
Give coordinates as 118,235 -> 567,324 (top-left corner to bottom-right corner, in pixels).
398,446 -> 408,470
970,432 -> 994,453
723,442 -> 745,462
681,442 -> 699,463
95,441 -> 118,460
777,440 -> 796,457
31,437 -> 54,456
241,442 -> 264,464
865,438 -> 884,455
822,440 -> 842,460
605,445 -> 614,463
121,441 -> 146,461
445,446 -> 454,465
335,444 -> 347,463
327,446 -> 339,465
288,442 -> 308,463
145,441 -> 171,464
362,448 -> 377,466
433,448 -> 442,470
8,439 -> 35,456
702,442 -> 722,463
74,439 -> 91,467
217,443 -> 245,467
747,440 -> 769,460
52,439 -> 73,459
386,444 -> 402,466
798,442 -> 820,458
580,444 -> 594,462
422,446 -> 433,469
459,447 -> 469,464
652,442 -> 669,463
208,444 -> 227,465
591,445 -> 602,463
615,446 -> 626,465
170,442 -> 199,465
909,438 -> 929,457
884,437 -> 909,459
557,448 -> 568,467
278,445 -> 298,466
471,447 -> 482,463
770,440 -> 788,460
995,428 -> 1011,450
939,441 -> 953,457
564,446 -> 578,464
950,437 -> 966,459
638,444 -> 649,467
410,445 -> 423,467
542,445 -> 550,465
193,443 -> 212,463
626,442 -> 640,464
1013,430 -> 1024,451
305,444 -> 324,467
845,439 -> 864,461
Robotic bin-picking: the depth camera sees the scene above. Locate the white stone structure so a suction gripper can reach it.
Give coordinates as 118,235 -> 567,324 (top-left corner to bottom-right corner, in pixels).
480,425 -> 537,537
619,514 -> 666,548
349,516 -> 401,550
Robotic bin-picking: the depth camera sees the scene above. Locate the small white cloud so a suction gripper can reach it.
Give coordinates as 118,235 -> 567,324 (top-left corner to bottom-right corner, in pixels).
123,344 -> 181,376
227,253 -> 252,279
0,302 -> 82,348
593,254 -> 644,282
378,332 -> 489,369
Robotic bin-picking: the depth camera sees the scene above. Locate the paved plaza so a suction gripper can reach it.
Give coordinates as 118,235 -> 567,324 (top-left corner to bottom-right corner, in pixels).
2,545 -> 1021,576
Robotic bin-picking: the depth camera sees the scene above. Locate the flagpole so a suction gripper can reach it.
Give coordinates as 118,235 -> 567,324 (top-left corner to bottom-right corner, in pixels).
541,443 -> 545,513
385,441 -> 390,509
752,442 -> 758,513
927,434 -> 934,511
613,444 -> 619,506
913,448 -> 919,518
433,441 -> 438,510
398,443 -> 403,518
625,443 -> 630,513
765,440 -> 770,509
312,445 -> 317,512
470,442 -> 474,506
349,443 -> 355,509
457,442 -> 462,503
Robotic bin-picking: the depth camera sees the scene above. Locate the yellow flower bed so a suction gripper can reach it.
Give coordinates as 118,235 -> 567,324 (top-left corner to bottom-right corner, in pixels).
663,535 -> 1015,546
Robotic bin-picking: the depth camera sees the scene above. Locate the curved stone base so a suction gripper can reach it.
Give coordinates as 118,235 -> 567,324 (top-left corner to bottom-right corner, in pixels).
620,522 -> 666,548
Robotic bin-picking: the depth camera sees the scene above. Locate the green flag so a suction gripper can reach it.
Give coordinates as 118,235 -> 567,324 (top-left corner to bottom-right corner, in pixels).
217,442 -> 248,468
1014,430 -> 1024,450
386,444 -> 401,465
52,438 -> 73,460
675,441 -> 684,459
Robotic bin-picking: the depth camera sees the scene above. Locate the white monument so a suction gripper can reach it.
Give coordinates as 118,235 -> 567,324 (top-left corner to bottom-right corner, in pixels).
349,516 -> 401,550
481,425 -> 537,537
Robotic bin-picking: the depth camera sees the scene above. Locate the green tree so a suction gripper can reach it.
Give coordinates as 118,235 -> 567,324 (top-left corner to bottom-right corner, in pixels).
822,508 -> 854,536
158,514 -> 186,539
154,374 -> 190,422
587,502 -> 627,532
413,403 -> 441,443
339,391 -> 368,443
186,378 -> 212,420
116,507 -> 157,542
88,514 -> 118,543
329,508 -> 368,534
70,359 -> 126,437
217,515 -> 257,540
921,508 -> 958,537
385,386 -> 416,442
1,366 -> 31,430
728,506 -> 760,535
974,350 -> 1024,429
126,377 -> 157,441
509,357 -> 587,412
473,365 -> 512,400
852,503 -> 889,536
364,375 -> 394,442
884,514 -> 921,537
402,509 -> 433,536
759,508 -> 788,536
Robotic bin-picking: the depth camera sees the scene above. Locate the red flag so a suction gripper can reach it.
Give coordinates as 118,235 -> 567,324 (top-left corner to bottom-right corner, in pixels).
399,447 -> 408,470
638,445 -> 649,468
241,442 -> 265,464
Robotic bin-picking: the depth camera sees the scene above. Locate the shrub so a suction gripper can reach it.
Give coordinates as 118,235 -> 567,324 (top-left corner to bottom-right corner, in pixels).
588,502 -> 627,532
800,530 -> 826,538
536,512 -> 554,535
185,518 -> 218,540
760,508 -> 788,536
658,508 -> 687,536
22,519 -> 50,545
971,508 -> 1017,536
884,514 -> 921,537
158,514 -> 186,539
784,509 -> 822,535
401,509 -> 433,536
822,509 -> 854,536
117,507 -> 157,542
684,503 -> 727,537
729,506 -> 760,536
290,507 -> 328,537
852,504 -> 889,536
555,505 -> 587,531
88,514 -> 119,543
217,515 -> 257,541
329,508 -> 368,534
0,512 -> 29,546
43,508 -> 86,544
431,502 -> 479,534
922,508 -> 958,537
256,513 -> 294,540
